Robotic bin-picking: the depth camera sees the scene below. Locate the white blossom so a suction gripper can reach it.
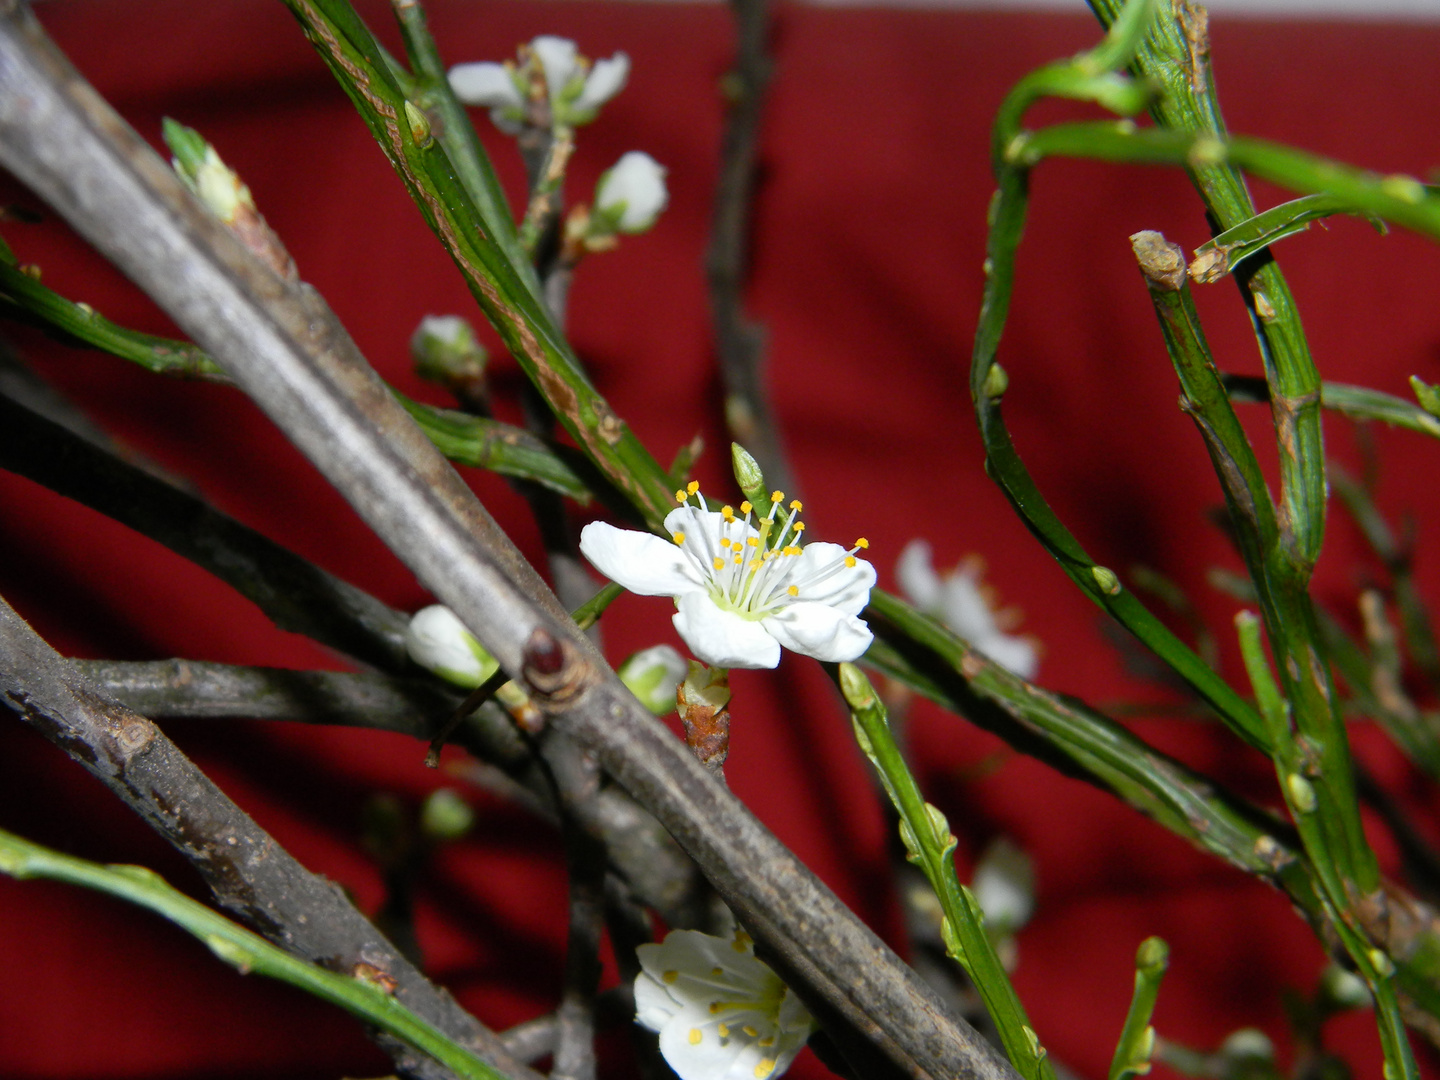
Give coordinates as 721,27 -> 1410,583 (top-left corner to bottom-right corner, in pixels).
573,52 -> 630,115
450,37 -> 628,131
530,35 -> 579,105
594,151 -> 669,234
580,483 -> 874,670
970,837 -> 1035,934
636,928 -> 815,1080
405,604 -> 498,688
446,61 -> 526,133
896,539 -> 1038,679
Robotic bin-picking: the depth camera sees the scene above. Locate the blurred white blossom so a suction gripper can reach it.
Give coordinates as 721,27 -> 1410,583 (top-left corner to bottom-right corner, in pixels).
594,151 -> 669,234
448,35 -> 629,131
896,539 -> 1038,679
636,928 -> 815,1080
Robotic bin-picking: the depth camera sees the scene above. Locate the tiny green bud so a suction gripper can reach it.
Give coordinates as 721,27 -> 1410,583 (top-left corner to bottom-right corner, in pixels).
839,662 -> 877,712
982,362 -> 1009,399
924,802 -> 955,850
1135,1026 -> 1156,1063
1136,935 -> 1169,974
940,914 -> 963,958
1286,772 -> 1318,813
162,117 -> 209,179
1367,947 -> 1396,979
420,788 -> 475,842
898,818 -> 922,862
404,100 -> 433,147
1410,375 -> 1440,417
1379,173 -> 1426,204
1022,1025 -> 1046,1062
617,644 -> 687,715
731,442 -> 766,503
1091,565 -> 1122,595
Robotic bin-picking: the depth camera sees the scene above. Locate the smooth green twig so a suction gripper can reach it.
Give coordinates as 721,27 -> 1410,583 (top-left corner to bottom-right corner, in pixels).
1109,938 -> 1168,1080
1190,192 -> 1380,283
837,663 -> 1056,1080
1222,375 -> 1440,444
0,828 -> 510,1080
0,258 -> 227,379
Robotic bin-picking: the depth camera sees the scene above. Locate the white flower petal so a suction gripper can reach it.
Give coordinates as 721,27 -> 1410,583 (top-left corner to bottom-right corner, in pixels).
973,632 -> 1039,681
575,51 -> 630,111
896,538 -> 943,610
405,604 -> 495,686
940,571 -> 998,642
658,1001 -> 766,1080
787,542 -> 875,617
530,35 -> 578,105
763,602 -> 873,663
634,969 -> 680,1032
674,593 -> 780,669
580,521 -> 703,596
447,62 -> 522,108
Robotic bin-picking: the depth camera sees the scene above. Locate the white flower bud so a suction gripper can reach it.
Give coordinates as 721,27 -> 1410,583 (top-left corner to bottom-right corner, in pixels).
971,837 -> 1035,934
411,315 -> 485,382
617,645 -> 687,715
594,151 -> 669,235
405,604 -> 498,688
1220,1028 -> 1274,1063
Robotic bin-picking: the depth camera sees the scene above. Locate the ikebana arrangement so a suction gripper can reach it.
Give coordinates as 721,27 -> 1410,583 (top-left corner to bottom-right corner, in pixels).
3,1 -> 1440,1079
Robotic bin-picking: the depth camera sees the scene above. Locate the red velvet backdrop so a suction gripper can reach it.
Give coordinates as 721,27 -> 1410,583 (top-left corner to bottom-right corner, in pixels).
3,2 -> 1440,1078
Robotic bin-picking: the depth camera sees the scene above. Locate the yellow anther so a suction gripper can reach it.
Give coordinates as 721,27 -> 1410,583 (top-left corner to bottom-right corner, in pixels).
759,1036 -> 775,1047
710,967 -> 723,977
733,931 -> 752,950
789,500 -> 803,511
793,521 -> 805,532
687,480 -> 700,495
855,537 -> 869,549
743,1026 -> 759,1038
714,557 -> 725,570
720,537 -> 732,549
663,970 -> 679,983
710,1002 -> 724,1014
672,532 -> 686,545
756,1058 -> 776,1078
845,556 -> 857,567
675,489 -> 687,504
689,1029 -> 703,1045
787,585 -> 799,596
770,490 -> 784,503
722,505 -> 735,521
740,501 -> 753,514
718,1024 -> 731,1038
734,555 -> 743,565
746,537 -> 759,548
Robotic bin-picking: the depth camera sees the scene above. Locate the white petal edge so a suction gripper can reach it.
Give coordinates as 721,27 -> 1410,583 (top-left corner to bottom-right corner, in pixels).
530,35 -> 578,104
974,632 -> 1039,681
657,1001 -> 766,1080
575,52 -> 630,110
446,63 -> 522,108
634,969 -> 680,1032
763,601 -> 873,663
674,592 -> 780,669
895,538 -> 943,611
579,521 -> 703,596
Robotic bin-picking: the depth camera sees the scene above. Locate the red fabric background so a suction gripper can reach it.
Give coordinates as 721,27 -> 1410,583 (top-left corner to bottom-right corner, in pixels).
2,2 -> 1440,1077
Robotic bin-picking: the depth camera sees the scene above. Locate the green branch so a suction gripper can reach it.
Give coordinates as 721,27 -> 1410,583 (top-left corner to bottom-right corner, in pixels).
0,827 -> 510,1080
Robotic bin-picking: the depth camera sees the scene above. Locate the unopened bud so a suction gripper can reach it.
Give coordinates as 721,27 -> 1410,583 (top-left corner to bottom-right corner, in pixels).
592,151 -> 668,235
972,836 -> 1036,934
406,604 -> 499,688
420,788 -> 475,842
411,315 -> 487,383
617,644 -> 687,715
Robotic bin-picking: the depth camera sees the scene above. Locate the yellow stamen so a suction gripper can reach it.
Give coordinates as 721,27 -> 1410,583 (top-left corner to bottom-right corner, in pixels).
733,931 -> 752,950
845,556 -> 857,567
675,489 -> 687,504
710,1002 -> 724,1014
720,537 -> 732,550
672,532 -> 686,545
711,967 -> 724,977
722,505 -> 735,521
770,490 -> 784,503
789,500 -> 803,511
743,1025 -> 759,1038
855,537 -> 870,549
718,1024 -> 731,1037
689,1029 -> 703,1045
714,557 -> 725,570
687,480 -> 700,495
760,1036 -> 775,1047
793,521 -> 805,532
740,501 -> 753,514
663,970 -> 679,983
787,585 -> 798,596
756,1058 -> 776,1078
746,537 -> 759,548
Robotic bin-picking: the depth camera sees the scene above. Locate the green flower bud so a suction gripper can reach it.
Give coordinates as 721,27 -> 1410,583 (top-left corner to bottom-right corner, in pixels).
617,644 -> 687,716
411,315 -> 487,384
420,788 -> 475,842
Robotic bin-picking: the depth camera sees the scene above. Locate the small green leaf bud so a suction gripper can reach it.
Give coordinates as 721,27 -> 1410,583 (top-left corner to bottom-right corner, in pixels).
1411,375 -> 1440,417
1380,174 -> 1426,204
164,118 -> 254,225
420,788 -> 475,842
940,914 -> 962,958
923,802 -> 955,849
403,100 -> 433,147
1285,772 -> 1318,813
730,442 -> 766,505
617,644 -> 687,715
838,662 -> 877,712
1135,935 -> 1169,974
1022,1025 -> 1046,1062
898,818 -> 922,862
1367,947 -> 1395,979
1091,565 -> 1122,595
983,362 -> 1009,399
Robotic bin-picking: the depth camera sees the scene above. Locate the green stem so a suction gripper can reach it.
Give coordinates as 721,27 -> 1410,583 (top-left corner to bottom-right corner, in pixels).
1223,375 -> 1440,443
837,663 -> 1056,1080
0,827 -> 510,1080
1109,938 -> 1168,1080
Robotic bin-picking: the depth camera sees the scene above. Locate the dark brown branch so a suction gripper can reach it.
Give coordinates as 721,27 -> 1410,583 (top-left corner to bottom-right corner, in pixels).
0,391 -> 412,672
498,986 -> 635,1065
707,0 -> 790,493
0,11 -> 1015,1078
0,597 -> 537,1080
